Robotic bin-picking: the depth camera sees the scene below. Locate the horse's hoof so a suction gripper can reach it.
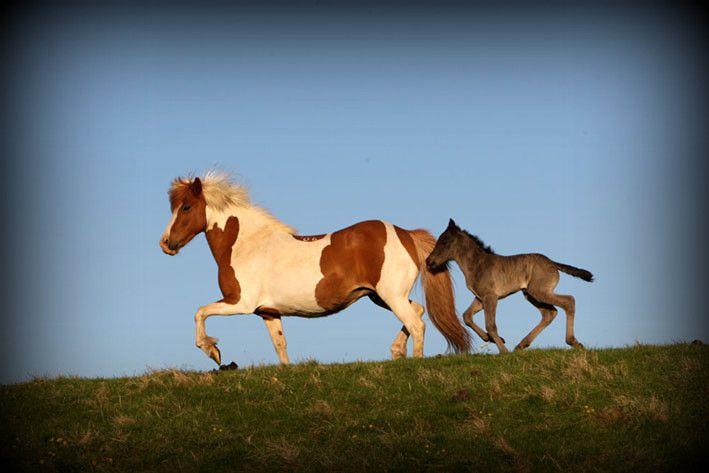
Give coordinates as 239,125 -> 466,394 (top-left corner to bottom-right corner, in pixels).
390,349 -> 407,360
208,345 -> 222,365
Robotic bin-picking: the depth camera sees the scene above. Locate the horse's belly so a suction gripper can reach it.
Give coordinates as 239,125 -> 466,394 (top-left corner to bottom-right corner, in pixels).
261,270 -> 325,316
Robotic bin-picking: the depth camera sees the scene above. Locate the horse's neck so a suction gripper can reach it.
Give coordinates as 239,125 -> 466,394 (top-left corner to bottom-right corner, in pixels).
204,205 -> 291,262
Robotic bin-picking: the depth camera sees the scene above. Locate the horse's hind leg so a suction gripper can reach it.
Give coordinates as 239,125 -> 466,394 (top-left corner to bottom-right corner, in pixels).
390,302 -> 424,359
369,293 -> 407,359
482,297 -> 509,354
382,296 -> 426,358
516,291 -> 557,350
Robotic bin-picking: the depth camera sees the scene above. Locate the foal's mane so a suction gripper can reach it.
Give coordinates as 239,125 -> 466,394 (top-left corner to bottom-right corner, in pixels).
458,228 -> 495,254
170,170 -> 296,234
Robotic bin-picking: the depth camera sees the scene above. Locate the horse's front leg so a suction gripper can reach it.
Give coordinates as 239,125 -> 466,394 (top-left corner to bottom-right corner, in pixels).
195,300 -> 252,365
261,316 -> 290,364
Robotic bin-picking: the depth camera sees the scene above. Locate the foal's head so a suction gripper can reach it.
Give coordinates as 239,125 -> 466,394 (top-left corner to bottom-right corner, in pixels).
426,219 -> 464,271
160,177 -> 208,255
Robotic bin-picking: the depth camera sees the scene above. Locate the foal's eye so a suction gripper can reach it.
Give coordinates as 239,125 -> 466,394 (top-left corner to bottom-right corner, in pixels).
182,204 -> 191,212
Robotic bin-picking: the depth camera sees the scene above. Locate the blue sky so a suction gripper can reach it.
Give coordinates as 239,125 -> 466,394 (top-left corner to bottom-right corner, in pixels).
2,4 -> 705,383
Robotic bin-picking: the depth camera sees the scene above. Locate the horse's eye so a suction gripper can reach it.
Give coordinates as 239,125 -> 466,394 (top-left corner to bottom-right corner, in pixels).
182,204 -> 191,212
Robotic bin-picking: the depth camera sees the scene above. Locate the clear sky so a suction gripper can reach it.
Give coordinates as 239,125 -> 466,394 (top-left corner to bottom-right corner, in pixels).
2,3 -> 705,383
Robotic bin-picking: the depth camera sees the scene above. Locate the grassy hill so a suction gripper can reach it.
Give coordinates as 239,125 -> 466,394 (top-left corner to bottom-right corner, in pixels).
1,344 -> 707,472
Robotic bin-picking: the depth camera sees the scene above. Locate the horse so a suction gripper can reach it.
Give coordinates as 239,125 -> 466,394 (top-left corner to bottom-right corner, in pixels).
159,172 -> 471,365
425,219 -> 593,354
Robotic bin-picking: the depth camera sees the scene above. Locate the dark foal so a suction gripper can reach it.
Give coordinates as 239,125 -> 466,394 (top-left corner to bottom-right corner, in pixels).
426,219 -> 593,354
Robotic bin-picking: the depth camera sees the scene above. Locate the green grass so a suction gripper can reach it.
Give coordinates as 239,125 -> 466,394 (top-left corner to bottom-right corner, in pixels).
1,344 -> 707,472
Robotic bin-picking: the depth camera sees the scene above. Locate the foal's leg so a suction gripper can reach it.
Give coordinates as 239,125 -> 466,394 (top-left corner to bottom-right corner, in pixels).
463,297 -> 489,342
548,293 -> 583,349
262,316 -> 290,364
529,291 -> 583,349
482,297 -> 509,354
463,297 -> 506,344
194,300 -> 252,365
516,291 -> 558,350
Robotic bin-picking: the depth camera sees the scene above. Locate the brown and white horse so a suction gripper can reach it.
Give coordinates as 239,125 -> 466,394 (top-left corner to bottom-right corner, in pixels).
160,172 -> 470,365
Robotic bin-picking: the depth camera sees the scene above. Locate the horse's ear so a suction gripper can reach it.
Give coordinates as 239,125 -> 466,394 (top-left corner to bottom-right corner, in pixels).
190,177 -> 202,196
448,218 -> 457,229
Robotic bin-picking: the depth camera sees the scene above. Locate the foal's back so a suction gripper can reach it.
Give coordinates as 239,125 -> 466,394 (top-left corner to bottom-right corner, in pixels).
464,252 -> 558,299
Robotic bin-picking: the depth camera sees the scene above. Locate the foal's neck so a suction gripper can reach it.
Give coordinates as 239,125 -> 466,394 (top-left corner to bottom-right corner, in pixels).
453,234 -> 489,266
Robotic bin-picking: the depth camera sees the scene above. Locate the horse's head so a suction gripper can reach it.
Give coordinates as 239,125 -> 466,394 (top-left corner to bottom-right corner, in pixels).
160,177 -> 208,255
425,218 -> 461,271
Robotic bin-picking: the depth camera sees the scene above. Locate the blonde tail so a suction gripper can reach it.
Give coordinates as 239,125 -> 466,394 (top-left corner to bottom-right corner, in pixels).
409,230 -> 471,353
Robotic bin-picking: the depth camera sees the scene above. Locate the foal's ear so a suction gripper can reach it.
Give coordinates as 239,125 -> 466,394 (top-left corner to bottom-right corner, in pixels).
190,177 -> 202,196
448,218 -> 458,229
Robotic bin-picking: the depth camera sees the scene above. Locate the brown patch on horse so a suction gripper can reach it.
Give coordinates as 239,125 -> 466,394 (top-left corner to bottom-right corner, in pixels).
293,234 -> 326,242
205,216 -> 241,304
394,225 -> 420,267
315,220 -> 387,312
165,178 -> 208,252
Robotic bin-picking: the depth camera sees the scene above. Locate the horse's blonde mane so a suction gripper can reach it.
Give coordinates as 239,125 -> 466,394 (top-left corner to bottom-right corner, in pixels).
170,170 -> 296,235
200,170 -> 251,210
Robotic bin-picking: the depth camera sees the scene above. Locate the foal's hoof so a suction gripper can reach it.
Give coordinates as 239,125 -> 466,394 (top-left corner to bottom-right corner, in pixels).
487,333 -> 506,344
208,345 -> 222,365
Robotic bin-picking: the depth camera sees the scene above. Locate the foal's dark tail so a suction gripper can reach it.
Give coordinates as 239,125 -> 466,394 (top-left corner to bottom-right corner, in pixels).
554,261 -> 594,282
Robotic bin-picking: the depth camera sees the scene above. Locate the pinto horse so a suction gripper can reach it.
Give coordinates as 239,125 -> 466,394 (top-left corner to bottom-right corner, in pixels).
160,172 -> 470,365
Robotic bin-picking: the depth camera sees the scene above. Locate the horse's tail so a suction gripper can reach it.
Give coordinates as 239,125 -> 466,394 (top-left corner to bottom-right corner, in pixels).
554,261 -> 594,282
409,229 -> 471,354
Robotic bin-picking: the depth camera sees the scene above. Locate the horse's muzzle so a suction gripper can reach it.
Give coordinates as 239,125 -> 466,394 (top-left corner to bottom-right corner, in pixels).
160,237 -> 178,255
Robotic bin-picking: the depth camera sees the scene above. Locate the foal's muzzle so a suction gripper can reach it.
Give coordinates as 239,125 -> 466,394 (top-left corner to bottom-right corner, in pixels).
425,256 -> 441,271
